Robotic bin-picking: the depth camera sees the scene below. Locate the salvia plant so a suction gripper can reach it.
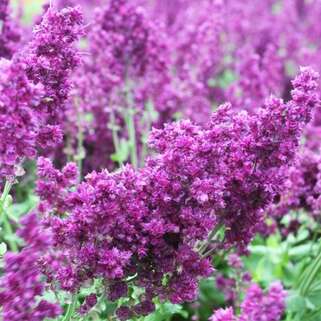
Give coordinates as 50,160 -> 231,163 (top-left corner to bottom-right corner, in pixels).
2,1 -> 321,321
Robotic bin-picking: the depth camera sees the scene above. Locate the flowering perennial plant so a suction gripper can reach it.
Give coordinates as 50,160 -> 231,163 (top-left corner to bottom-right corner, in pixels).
0,213 -> 61,321
67,0 -> 174,172
23,6 -> 84,148
2,1 -> 321,321
0,5 -> 83,180
210,282 -> 286,321
0,59 -> 40,179
26,67 -> 318,318
0,0 -> 21,59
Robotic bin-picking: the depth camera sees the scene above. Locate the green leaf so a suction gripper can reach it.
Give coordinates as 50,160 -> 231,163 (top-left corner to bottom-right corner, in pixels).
0,242 -> 7,256
11,194 -> 39,219
287,292 -> 306,313
289,244 -> 316,259
111,139 -> 130,163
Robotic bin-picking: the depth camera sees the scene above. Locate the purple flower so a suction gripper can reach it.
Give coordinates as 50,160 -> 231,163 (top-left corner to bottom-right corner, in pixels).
23,6 -> 84,138
216,275 -> 237,303
79,294 -> 97,315
239,282 -> 286,321
133,300 -> 155,316
36,157 -> 78,214
35,68 -> 317,313
108,281 -> 128,301
0,59 -> 40,179
0,0 -> 21,59
210,308 -> 235,321
211,282 -> 286,321
227,254 -> 243,270
65,0 -> 174,173
0,6 -> 83,181
0,213 -> 62,321
116,306 -> 133,321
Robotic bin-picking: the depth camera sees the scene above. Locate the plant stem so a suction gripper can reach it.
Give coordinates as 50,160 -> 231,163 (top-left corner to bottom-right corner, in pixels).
300,246 -> 321,296
201,245 -> 218,258
77,127 -> 84,182
110,111 -> 123,167
140,101 -> 153,167
2,211 -> 18,252
62,294 -> 78,321
126,109 -> 138,168
124,80 -> 138,169
198,224 -> 221,255
0,181 -> 12,204
0,181 -> 17,252
75,98 -> 85,182
140,129 -> 149,168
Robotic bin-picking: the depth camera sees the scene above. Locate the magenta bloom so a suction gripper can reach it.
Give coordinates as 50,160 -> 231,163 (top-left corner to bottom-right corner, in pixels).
211,282 -> 286,321
34,68 -> 318,314
239,282 -> 286,321
0,6 -> 83,181
0,0 -> 21,59
210,308 -> 235,321
0,213 -> 62,321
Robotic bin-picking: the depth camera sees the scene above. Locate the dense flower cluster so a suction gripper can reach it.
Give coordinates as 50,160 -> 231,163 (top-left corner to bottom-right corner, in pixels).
41,162 -> 214,309
0,213 -> 62,321
32,67 -> 318,319
0,6 -> 83,180
216,253 -> 251,304
58,0 -> 321,175
239,283 -> 286,321
23,6 -> 84,147
36,156 -> 78,214
153,67 -> 319,250
68,0 -> 174,172
2,1 -> 321,320
210,308 -> 234,321
0,0 -> 21,59
0,59 -> 40,179
210,282 -> 286,321
267,149 -> 321,236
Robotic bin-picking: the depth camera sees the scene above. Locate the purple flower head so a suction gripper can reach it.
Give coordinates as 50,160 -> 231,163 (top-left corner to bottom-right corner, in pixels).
91,0 -> 166,80
23,6 -> 84,147
0,213 -> 62,321
133,300 -> 155,316
0,59 -> 40,180
79,294 -> 97,315
210,283 -> 286,321
210,308 -> 235,321
65,0 -> 174,173
36,157 -> 78,214
33,68 -> 318,314
227,254 -> 243,270
216,275 -> 237,303
0,0 -> 21,59
0,6 -> 83,182
108,281 -> 128,301
116,306 -> 133,321
239,282 -> 286,321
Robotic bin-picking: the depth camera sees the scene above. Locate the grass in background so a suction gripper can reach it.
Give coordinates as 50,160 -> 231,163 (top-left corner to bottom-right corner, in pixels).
12,0 -> 47,24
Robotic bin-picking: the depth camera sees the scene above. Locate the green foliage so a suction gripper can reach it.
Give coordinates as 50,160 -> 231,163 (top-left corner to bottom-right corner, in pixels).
208,69 -> 237,89
142,302 -> 188,321
242,212 -> 321,321
0,242 -> 7,256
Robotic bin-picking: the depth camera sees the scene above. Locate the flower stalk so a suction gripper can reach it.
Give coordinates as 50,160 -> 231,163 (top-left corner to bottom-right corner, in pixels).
0,180 -> 17,252
62,294 -> 78,321
124,79 -> 138,169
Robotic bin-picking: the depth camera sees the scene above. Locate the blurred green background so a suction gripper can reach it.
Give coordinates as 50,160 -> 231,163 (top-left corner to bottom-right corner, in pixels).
13,0 -> 47,23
